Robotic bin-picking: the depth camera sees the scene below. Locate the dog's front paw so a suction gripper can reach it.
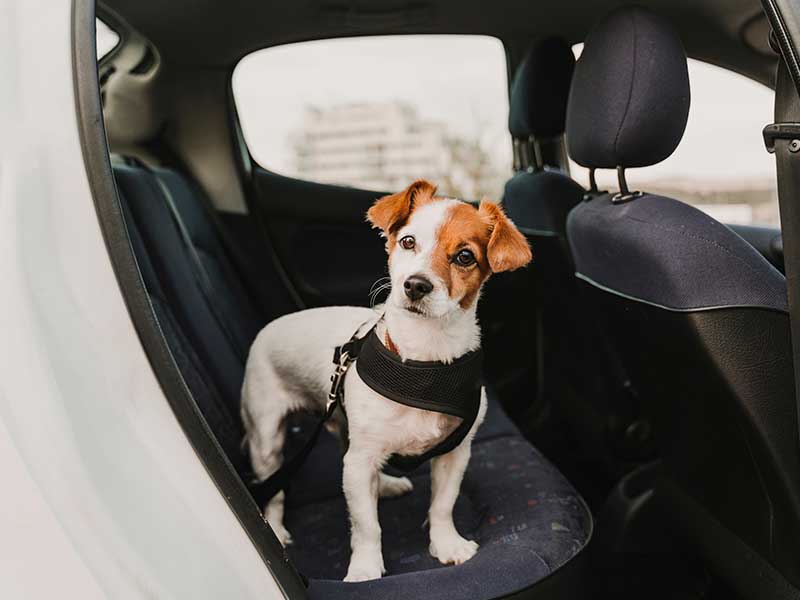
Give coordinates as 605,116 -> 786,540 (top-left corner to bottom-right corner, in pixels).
344,553 -> 385,582
378,473 -> 414,498
430,532 -> 479,565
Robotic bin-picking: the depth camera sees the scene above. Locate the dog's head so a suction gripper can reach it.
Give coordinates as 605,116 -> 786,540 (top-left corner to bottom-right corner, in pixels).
367,180 -> 532,319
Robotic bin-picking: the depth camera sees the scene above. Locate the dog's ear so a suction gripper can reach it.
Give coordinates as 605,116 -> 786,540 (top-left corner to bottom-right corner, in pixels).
479,200 -> 532,273
367,180 -> 437,234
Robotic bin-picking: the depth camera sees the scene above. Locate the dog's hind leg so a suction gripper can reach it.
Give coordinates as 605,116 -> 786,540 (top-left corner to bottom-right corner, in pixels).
241,361 -> 296,547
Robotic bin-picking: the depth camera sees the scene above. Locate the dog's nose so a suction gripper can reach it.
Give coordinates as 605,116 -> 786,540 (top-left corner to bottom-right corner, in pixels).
404,275 -> 433,301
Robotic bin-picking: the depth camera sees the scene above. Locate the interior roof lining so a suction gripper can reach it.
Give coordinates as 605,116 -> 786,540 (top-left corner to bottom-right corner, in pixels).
99,0 -> 776,84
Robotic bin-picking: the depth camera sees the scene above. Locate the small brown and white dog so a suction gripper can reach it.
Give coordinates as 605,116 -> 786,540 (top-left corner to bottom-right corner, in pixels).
241,180 -> 531,582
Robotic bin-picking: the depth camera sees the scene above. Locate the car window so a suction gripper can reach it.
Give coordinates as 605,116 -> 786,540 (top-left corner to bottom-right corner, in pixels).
570,45 -> 778,226
96,18 -> 119,60
232,35 -> 511,200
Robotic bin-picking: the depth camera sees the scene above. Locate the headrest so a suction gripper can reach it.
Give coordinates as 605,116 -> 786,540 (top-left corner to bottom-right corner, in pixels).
508,38 -> 575,139
103,43 -> 166,148
566,7 -> 690,169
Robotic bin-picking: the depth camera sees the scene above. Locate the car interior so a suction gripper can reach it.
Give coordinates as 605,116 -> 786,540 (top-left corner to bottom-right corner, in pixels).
89,0 -> 797,598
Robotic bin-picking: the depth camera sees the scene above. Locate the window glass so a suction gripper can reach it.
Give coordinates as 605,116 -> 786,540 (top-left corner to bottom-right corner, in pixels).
570,44 -> 778,226
96,18 -> 119,60
233,36 -> 511,200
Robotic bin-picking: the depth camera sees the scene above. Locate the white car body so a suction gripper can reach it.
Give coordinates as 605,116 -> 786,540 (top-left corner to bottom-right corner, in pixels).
0,2 -> 284,597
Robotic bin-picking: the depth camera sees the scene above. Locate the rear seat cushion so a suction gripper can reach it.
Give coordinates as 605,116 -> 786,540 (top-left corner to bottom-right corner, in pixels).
287,434 -> 592,600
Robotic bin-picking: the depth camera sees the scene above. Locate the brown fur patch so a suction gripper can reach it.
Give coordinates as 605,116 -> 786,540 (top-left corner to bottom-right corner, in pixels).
432,203 -> 493,308
431,200 -> 532,308
478,201 -> 532,273
366,180 -> 438,253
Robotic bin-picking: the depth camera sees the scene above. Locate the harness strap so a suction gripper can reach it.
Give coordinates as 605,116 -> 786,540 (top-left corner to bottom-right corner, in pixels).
355,330 -> 483,472
249,321 -> 371,504
249,320 -> 483,503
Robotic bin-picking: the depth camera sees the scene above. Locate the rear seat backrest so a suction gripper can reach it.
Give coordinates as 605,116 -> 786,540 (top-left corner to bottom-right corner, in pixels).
118,182 -> 249,470
114,164 -> 265,471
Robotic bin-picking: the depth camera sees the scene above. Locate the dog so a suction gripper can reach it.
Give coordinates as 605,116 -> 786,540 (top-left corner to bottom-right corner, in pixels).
241,180 -> 531,582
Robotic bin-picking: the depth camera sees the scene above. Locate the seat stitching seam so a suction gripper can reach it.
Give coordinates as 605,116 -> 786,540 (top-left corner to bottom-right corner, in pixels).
612,10 -> 637,161
573,200 -> 782,284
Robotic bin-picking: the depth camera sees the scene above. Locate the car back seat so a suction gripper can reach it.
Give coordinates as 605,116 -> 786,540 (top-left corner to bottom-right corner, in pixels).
112,162 -> 592,599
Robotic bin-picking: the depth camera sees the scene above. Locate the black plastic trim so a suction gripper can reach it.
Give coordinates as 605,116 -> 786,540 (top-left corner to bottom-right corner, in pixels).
71,1 -> 306,597
762,0 -> 800,93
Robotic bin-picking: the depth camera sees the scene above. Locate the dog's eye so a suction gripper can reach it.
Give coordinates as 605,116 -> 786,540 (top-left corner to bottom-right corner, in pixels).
399,235 -> 416,250
454,249 -> 476,266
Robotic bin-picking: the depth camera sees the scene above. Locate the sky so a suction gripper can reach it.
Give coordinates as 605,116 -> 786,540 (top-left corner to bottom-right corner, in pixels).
98,24 -> 777,193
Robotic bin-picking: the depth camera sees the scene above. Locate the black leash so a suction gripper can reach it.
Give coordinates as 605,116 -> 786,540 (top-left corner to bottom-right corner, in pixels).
249,322 -> 483,505
249,322 -> 369,506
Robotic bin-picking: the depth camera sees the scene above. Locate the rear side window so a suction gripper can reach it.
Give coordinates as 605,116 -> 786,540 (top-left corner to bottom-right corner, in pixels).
96,19 -> 119,60
570,47 -> 778,226
233,36 -> 511,200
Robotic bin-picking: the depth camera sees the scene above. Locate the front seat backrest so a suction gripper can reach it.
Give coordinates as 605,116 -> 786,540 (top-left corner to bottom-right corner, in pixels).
503,37 -> 584,233
493,38 -> 648,485
566,7 -> 800,594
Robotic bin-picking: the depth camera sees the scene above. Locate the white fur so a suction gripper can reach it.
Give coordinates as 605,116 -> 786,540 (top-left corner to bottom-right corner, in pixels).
241,202 -> 487,582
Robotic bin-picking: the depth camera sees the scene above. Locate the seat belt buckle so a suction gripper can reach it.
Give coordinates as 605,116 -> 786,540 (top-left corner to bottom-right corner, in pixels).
327,351 -> 351,409
763,122 -> 800,153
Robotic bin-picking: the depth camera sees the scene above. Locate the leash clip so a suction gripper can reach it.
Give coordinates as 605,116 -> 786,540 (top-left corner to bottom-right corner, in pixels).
327,350 -> 351,409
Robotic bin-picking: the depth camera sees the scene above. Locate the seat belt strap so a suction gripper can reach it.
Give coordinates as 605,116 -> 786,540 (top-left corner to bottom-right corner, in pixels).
770,60 -> 800,451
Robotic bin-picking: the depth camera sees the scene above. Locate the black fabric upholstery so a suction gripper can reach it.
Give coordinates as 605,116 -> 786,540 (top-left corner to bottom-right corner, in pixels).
286,419 -> 592,600
503,169 -> 585,236
153,168 -> 263,356
117,184 -> 249,471
113,163 -> 592,598
114,165 -> 263,409
562,8 -> 797,591
567,193 -> 788,312
566,7 -> 690,169
509,37 -> 575,139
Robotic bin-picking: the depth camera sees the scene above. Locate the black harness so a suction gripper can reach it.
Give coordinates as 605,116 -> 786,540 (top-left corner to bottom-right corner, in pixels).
250,323 -> 483,505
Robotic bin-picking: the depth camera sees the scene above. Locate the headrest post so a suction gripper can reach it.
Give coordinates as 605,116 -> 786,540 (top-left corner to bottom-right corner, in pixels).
529,136 -> 544,172
617,166 -> 629,195
612,166 -> 643,203
512,139 -> 522,172
519,139 -> 530,171
589,168 -> 599,193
